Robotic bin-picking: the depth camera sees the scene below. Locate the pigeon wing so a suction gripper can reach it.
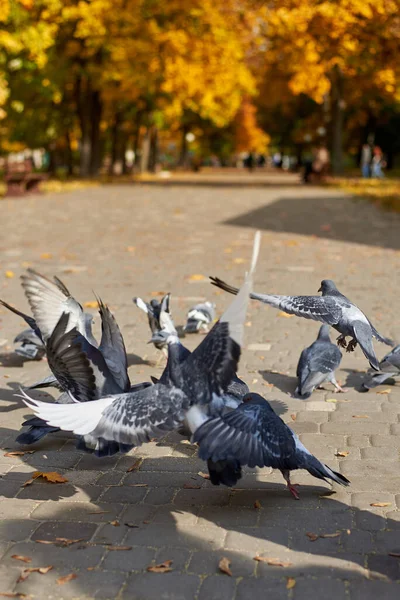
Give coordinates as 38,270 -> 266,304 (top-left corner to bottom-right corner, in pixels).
97,298 -> 130,391
352,320 -> 380,370
0,299 -> 43,341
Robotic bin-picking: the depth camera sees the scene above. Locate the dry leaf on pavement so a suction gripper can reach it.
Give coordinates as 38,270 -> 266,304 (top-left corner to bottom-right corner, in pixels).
107,546 -> 132,551
306,532 -> 319,541
254,500 -> 262,509
109,520 -> 120,527
277,312 -> 294,318
126,459 -> 142,472
335,451 -> 349,457
198,471 -> 210,480
370,502 -> 391,508
286,577 -> 296,589
56,573 -> 77,585
147,560 -> 173,573
388,553 -> 400,558
187,274 -> 205,282
11,555 -> 31,564
83,301 -> 98,309
23,471 -> 68,486
5,271 -> 15,279
376,389 -> 391,395
0,593 -> 28,598
4,451 -> 35,457
218,557 -> 232,576
352,415 -> 369,419
319,532 -> 341,539
183,484 -> 201,489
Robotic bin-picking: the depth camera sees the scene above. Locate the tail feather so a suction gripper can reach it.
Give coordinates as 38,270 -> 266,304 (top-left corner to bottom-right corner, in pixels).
16,424 -> 60,445
209,277 -> 239,296
207,459 -> 242,487
306,457 -> 350,487
371,326 -> 394,347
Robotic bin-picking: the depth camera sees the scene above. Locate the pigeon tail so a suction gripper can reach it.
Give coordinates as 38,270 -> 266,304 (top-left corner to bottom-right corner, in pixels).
76,436 -> 133,457
16,422 -> 60,445
294,387 -> 312,400
370,326 -> 394,347
353,322 -> 380,371
207,459 -> 242,487
305,455 -> 350,487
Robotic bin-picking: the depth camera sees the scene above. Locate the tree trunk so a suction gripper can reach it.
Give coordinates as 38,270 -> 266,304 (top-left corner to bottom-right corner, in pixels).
65,131 -> 74,176
109,112 -> 121,175
148,125 -> 158,172
330,65 -> 344,175
140,127 -> 151,172
178,125 -> 189,167
89,90 -> 103,176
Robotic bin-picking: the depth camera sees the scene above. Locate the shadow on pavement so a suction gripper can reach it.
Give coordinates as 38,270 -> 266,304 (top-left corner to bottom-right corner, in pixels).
223,195 -> 400,250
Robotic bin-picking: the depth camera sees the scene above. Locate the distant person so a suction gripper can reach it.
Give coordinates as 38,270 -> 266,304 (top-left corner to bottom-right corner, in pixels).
257,154 -> 266,168
303,147 -> 317,183
312,144 -> 330,176
360,143 -> 372,178
371,146 -> 385,178
245,152 -> 255,172
273,152 -> 282,168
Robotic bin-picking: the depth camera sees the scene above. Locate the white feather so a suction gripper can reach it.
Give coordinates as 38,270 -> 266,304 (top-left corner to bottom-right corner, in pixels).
17,388 -> 115,436
220,230 -> 261,346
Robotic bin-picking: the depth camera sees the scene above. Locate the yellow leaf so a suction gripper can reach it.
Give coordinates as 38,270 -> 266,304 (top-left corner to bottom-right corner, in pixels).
11,555 -> 32,563
277,312 -> 294,318
352,415 -> 369,419
290,414 -> 297,421
187,274 -> 206,281
233,257 -> 246,264
126,246 -> 135,252
335,451 -> 349,457
23,471 -> 68,486
254,500 -> 262,509
306,532 -> 318,541
218,557 -> 232,576
376,388 -> 391,395
286,577 -> 296,589
5,271 -> 14,279
326,398 -> 337,403
83,301 -> 98,309
56,573 -> 77,585
370,502 -> 391,507
254,556 -> 292,567
40,253 -> 52,259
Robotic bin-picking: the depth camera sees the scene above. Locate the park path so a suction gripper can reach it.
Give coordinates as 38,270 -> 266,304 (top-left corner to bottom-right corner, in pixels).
0,172 -> 399,599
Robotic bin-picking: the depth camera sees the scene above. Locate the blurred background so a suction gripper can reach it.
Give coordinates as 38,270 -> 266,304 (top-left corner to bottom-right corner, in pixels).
0,0 -> 399,184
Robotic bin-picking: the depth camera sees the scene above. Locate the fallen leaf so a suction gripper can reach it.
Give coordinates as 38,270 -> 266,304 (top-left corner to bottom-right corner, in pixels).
4,451 -> 35,457
107,546 -> 132,551
370,502 -> 391,508
150,291 -> 166,297
56,573 -> 77,585
352,415 -> 369,419
0,594 -> 28,598
335,451 -> 349,457
83,301 -> 98,309
198,471 -> 210,480
254,556 -> 292,567
110,520 -> 120,527
320,224 -> 331,232
16,573 -> 29,584
377,388 -> 391,395
290,414 -> 297,421
233,258 -> 246,264
18,565 -> 53,582
224,247 -> 233,253
277,312 -> 294,318
131,483 -> 148,487
306,532 -> 319,541
254,500 -> 262,509
88,511 -> 110,515
23,471 -> 68,486
325,398 -> 337,403
286,577 -> 296,589
252,378 -> 258,384
218,557 -> 232,576
126,246 -> 135,252
35,538 -> 84,547
187,274 -> 205,282
11,555 -> 31,564
124,523 -> 139,528
126,459 -> 142,473
388,552 -> 400,558
183,484 -> 201,489
40,253 -> 52,259
147,560 -> 173,573
87,567 -> 96,571
319,532 -> 341,539
5,271 -> 15,279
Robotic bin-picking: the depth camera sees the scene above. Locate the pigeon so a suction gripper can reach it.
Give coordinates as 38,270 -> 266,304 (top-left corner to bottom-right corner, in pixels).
133,293 -> 175,354
361,344 -> 400,391
295,325 -> 345,399
17,311 -> 151,454
19,232 -> 261,464
184,302 -> 216,333
193,392 -> 350,498
210,277 -> 393,371
14,329 -> 45,360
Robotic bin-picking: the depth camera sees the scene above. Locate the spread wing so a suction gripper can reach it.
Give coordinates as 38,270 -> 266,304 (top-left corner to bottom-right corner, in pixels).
97,298 -> 130,391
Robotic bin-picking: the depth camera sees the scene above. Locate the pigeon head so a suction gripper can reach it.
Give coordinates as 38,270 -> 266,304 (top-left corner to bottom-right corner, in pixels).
318,280 -> 338,295
149,330 -> 179,346
243,392 -> 274,411
150,299 -> 161,309
317,324 -> 331,340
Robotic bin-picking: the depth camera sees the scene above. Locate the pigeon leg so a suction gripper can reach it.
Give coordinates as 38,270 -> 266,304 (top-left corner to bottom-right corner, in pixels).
329,374 -> 349,393
347,338 -> 358,353
336,334 -> 347,349
281,470 -> 300,500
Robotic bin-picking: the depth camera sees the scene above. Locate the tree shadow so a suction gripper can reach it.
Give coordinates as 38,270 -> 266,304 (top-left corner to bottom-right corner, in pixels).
222,195 -> 400,250
0,449 -> 399,598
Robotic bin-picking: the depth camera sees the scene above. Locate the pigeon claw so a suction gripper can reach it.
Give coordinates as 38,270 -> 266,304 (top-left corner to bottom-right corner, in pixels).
336,335 -> 347,349
346,338 -> 358,353
288,483 -> 300,501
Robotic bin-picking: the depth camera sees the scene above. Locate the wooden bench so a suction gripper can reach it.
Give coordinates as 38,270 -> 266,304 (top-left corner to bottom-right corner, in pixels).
4,160 -> 48,197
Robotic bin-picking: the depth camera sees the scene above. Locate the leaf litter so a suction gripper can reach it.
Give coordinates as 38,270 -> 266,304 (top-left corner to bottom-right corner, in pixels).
147,560 -> 173,573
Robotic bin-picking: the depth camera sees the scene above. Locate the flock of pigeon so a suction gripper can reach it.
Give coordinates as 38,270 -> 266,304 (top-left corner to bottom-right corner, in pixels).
0,230 -> 397,500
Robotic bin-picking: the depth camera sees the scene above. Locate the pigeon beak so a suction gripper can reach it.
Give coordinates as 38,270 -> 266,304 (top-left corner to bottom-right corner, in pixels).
318,286 -> 322,292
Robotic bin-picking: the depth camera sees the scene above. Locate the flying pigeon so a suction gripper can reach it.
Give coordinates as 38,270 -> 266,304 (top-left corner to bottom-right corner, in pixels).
133,293 -> 177,354
19,232 -> 261,464
0,298 -> 45,361
193,392 -> 350,498
295,325 -> 345,399
210,277 -> 393,371
361,344 -> 400,391
184,302 -> 216,334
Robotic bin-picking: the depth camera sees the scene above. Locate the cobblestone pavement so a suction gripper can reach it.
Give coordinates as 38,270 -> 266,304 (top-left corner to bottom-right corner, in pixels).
0,173 -> 400,599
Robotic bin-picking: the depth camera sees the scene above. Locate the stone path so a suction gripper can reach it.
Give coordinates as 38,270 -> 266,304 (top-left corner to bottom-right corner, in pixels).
0,173 -> 399,599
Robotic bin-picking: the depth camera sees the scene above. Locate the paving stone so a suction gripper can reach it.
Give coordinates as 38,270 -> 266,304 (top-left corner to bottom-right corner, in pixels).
198,575 -> 237,600
174,488 -> 233,508
351,493 -> 395,510
31,521 -> 99,543
236,577 -> 288,599
321,422 -> 389,434
3,541 -> 105,569
95,471 -> 125,486
371,434 -> 400,447
292,577 -> 347,599
188,549 -> 256,577
349,580 -> 400,599
361,447 -> 399,459
100,486 -> 148,504
144,486 -> 177,505
122,572 -> 201,600
0,519 -> 38,542
102,545 -> 156,571
125,522 -> 226,550
367,555 -> 400,581
30,501 -> 124,522
0,498 -> 38,519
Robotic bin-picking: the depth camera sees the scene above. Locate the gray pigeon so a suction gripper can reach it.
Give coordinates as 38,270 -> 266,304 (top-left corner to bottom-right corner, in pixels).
184,302 -> 216,333
210,277 -> 393,371
19,232 -> 261,466
295,324 -> 345,399
361,344 -> 400,391
14,328 -> 45,360
193,392 -> 350,497
133,293 -> 175,354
